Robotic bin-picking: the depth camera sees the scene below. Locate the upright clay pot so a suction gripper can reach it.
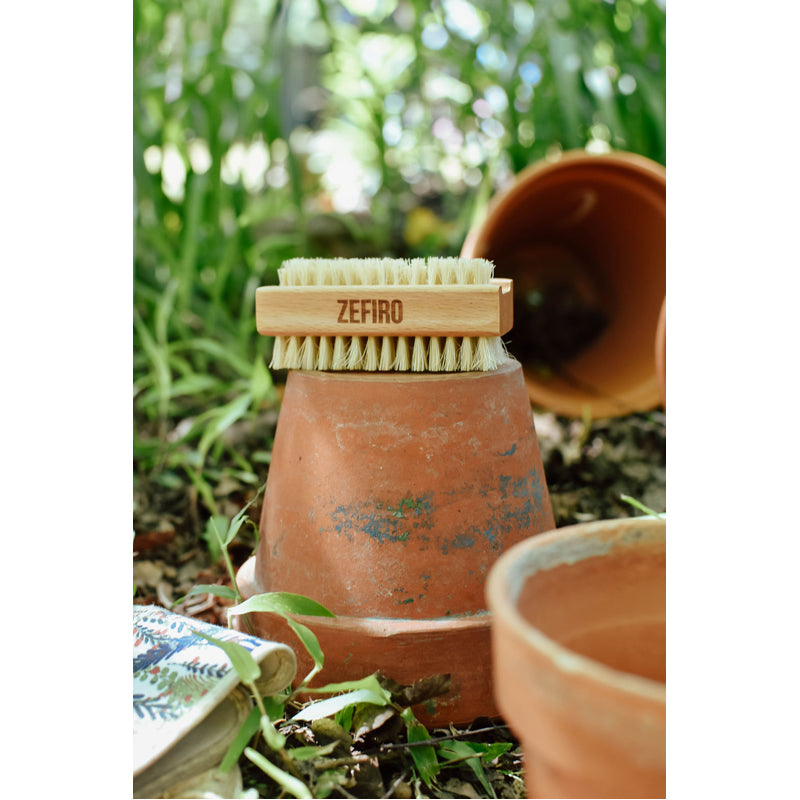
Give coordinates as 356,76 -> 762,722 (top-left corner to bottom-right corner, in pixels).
486,516 -> 665,798
461,150 -> 666,418
236,358 -> 555,726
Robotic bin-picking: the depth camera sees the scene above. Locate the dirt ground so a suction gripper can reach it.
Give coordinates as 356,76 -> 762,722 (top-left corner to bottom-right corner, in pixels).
133,403 -> 666,797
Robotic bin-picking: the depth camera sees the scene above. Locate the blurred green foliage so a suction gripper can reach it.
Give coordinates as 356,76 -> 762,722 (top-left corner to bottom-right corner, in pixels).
133,0 -> 665,502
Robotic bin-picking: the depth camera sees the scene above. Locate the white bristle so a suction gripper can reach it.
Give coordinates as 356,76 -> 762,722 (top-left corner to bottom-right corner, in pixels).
284,336 -> 302,366
269,257 -> 508,372
269,335 -> 286,369
411,337 -> 427,372
299,336 -> 317,370
442,336 -> 459,371
378,336 -> 395,371
318,336 -> 334,370
428,337 -> 442,371
347,336 -> 365,370
363,336 -> 380,371
394,336 -> 411,371
332,335 -> 348,369
409,259 -> 427,285
460,336 -> 475,372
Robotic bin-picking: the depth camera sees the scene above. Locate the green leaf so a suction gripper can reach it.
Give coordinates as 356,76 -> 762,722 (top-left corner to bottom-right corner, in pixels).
287,742 -> 340,762
223,503 -> 250,547
401,708 -> 440,787
219,705 -> 261,772
286,619 -> 325,674
173,584 -> 238,606
474,742 -> 514,763
438,741 -> 494,797
201,514 -> 228,561
191,584 -> 239,600
173,338 -> 255,379
262,694 -> 288,722
227,594 -> 332,681
192,631 -> 261,686
290,689 -> 391,722
228,592 -> 336,619
133,310 -> 171,421
250,353 -> 275,406
244,747 -> 313,799
261,714 -> 288,750
197,392 -> 253,462
304,673 -> 390,699
335,703 -> 355,732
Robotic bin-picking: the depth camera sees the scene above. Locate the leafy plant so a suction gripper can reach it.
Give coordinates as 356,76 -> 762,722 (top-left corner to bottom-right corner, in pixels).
134,0 -> 666,519
199,620 -> 516,798
181,491 -> 518,797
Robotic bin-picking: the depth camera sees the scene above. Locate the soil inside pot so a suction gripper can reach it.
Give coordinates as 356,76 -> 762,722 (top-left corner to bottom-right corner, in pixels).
511,279 -> 609,376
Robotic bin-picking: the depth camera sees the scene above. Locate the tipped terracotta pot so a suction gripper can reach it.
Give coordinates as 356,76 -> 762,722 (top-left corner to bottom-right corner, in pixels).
486,516 -> 665,798
655,297 -> 666,410
461,150 -> 666,418
236,358 -> 555,725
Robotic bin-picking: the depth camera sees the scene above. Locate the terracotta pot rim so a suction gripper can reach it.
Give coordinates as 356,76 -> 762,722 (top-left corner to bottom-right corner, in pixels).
237,556 -> 493,635
486,516 -> 666,703
284,610 -> 491,635
506,148 -> 666,191
462,149 -> 666,258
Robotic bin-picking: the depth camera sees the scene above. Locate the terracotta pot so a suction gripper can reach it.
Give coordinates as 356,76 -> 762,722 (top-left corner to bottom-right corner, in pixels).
655,297 -> 666,410
461,150 -> 666,418
486,516 -> 665,798
236,358 -> 555,725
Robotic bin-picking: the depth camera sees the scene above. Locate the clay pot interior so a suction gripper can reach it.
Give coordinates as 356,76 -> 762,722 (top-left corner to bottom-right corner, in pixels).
462,151 -> 666,418
487,517 -> 665,798
655,296 -> 666,410
515,526 -> 665,684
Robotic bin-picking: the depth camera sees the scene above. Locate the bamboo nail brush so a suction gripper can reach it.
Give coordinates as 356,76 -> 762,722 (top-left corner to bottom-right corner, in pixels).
256,256 -> 513,372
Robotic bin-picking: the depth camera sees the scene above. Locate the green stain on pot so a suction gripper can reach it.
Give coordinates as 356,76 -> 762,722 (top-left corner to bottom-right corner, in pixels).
498,443 -> 517,456
439,532 -> 476,554
330,492 -> 435,545
473,468 -> 547,550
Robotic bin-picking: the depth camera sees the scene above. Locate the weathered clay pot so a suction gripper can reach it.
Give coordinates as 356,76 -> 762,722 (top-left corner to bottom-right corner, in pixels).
655,297 -> 666,410
486,516 -> 665,798
236,358 -> 555,725
461,150 -> 666,418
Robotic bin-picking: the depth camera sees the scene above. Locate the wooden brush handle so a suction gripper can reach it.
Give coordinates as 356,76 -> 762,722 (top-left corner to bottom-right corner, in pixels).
256,278 -> 513,337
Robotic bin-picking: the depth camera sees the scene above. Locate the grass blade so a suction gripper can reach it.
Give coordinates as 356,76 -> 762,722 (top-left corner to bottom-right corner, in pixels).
197,392 -> 253,462
219,704 -> 261,772
401,708 -> 440,787
244,747 -> 313,799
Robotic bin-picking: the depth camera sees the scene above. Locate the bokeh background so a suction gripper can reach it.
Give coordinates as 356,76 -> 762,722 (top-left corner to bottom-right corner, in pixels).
133,0 -> 666,508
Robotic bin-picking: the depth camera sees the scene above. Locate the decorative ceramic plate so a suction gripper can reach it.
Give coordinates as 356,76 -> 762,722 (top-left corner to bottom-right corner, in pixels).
133,604 -> 297,778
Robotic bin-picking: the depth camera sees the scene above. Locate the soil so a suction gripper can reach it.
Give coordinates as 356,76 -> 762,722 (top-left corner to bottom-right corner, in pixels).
133,402 -> 665,798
